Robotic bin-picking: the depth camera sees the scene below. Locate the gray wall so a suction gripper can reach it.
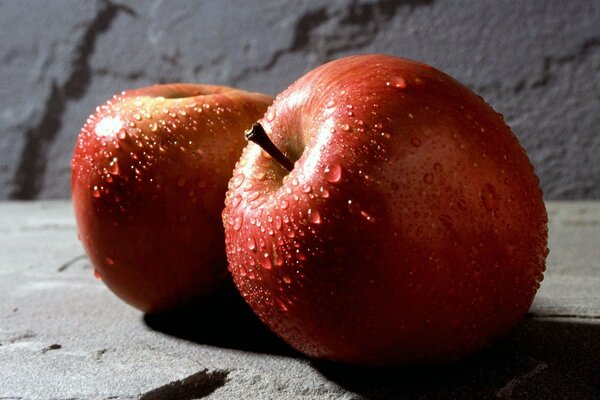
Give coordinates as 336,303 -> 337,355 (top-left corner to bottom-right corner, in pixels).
1,0 -> 598,200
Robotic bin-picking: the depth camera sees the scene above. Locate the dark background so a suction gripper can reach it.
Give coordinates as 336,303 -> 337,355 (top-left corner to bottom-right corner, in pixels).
0,0 -> 598,200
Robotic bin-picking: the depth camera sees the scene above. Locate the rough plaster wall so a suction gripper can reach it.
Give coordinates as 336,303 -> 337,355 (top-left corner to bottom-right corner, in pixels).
0,0 -> 598,200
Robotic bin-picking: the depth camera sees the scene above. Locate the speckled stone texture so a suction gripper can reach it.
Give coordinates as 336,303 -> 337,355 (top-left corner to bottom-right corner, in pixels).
1,201 -> 599,399
0,0 -> 598,200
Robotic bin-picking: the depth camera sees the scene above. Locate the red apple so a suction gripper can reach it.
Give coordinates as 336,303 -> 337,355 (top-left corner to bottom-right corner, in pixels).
223,55 -> 548,365
72,83 -> 272,313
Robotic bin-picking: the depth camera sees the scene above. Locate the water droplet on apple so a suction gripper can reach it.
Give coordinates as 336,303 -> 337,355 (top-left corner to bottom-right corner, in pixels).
233,215 -> 244,231
296,250 -> 307,261
231,194 -> 243,208
92,187 -> 101,198
341,124 -> 351,132
423,173 -> 434,184
280,199 -> 289,209
324,164 -> 342,183
247,191 -> 260,202
318,186 -> 330,198
105,257 -> 114,266
247,236 -> 256,251
149,123 -> 158,132
410,137 -> 422,147
283,275 -> 292,284
360,210 -> 375,222
326,100 -> 336,108
275,298 -> 288,311
481,183 -> 499,210
93,269 -> 102,280
117,129 -> 127,140
308,209 -> 321,224
266,109 -> 276,122
133,114 -> 142,121
387,76 -> 407,89
108,158 -> 120,175
231,174 -> 245,189
260,253 -> 272,270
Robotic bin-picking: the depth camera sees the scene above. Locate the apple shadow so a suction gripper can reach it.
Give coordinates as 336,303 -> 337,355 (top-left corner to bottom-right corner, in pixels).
143,284 -> 299,357
313,317 -> 600,399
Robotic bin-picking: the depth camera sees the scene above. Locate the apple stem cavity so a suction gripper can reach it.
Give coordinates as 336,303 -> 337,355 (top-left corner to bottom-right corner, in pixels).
245,122 -> 294,172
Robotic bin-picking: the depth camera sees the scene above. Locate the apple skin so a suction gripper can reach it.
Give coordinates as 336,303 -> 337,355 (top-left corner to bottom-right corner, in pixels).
72,83 -> 272,313
223,55 -> 548,365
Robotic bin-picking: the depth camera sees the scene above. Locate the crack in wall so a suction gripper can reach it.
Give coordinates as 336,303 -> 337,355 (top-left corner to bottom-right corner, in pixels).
476,36 -> 600,95
9,1 -> 136,199
231,0 -> 432,85
139,369 -> 229,400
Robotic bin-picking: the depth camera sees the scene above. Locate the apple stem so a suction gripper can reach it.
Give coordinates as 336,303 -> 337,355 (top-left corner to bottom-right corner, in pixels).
245,123 -> 294,172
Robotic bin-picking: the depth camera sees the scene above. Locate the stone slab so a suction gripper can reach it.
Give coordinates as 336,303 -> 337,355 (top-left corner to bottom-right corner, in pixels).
0,201 -> 599,399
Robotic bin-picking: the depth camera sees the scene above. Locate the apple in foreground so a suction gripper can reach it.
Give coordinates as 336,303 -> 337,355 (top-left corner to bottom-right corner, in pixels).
72,83 -> 272,313
223,55 -> 548,365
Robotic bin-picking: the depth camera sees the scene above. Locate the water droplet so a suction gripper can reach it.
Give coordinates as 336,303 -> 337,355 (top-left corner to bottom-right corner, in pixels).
423,173 -> 434,184
92,187 -> 101,198
266,109 -> 276,122
324,164 -> 342,183
233,215 -> 244,231
283,276 -> 292,284
133,114 -> 142,121
231,194 -> 242,208
247,236 -> 256,251
247,191 -> 260,202
280,200 -> 289,209
387,76 -> 407,89
308,209 -> 321,224
410,137 -> 422,147
318,186 -> 330,198
296,251 -> 307,261
117,129 -> 127,140
326,100 -> 336,108
360,210 -> 375,222
341,124 -> 351,132
276,298 -> 288,312
108,158 -> 120,175
105,257 -> 114,266
481,183 -> 499,210
232,174 -> 245,189
149,123 -> 158,131
93,269 -> 102,280
260,253 -> 272,270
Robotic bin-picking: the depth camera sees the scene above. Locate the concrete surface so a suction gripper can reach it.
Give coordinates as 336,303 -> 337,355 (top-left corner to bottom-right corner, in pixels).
0,201 -> 599,399
0,1 -> 599,201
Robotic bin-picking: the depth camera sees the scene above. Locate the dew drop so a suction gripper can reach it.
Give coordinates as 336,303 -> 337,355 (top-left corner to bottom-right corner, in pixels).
266,109 -> 276,122
105,257 -> 114,266
231,194 -> 242,208
233,215 -> 244,231
108,158 -> 120,175
326,100 -> 336,108
280,199 -> 289,209
481,183 -> 499,210
231,174 -> 245,189
260,253 -> 272,270
283,275 -> 292,284
308,209 -> 321,224
117,129 -> 127,140
247,236 -> 256,251
92,187 -> 101,198
387,76 -> 407,89
360,210 -> 375,222
318,186 -> 330,198
341,124 -> 351,132
93,269 -> 102,280
410,137 -> 422,147
324,164 -> 342,183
